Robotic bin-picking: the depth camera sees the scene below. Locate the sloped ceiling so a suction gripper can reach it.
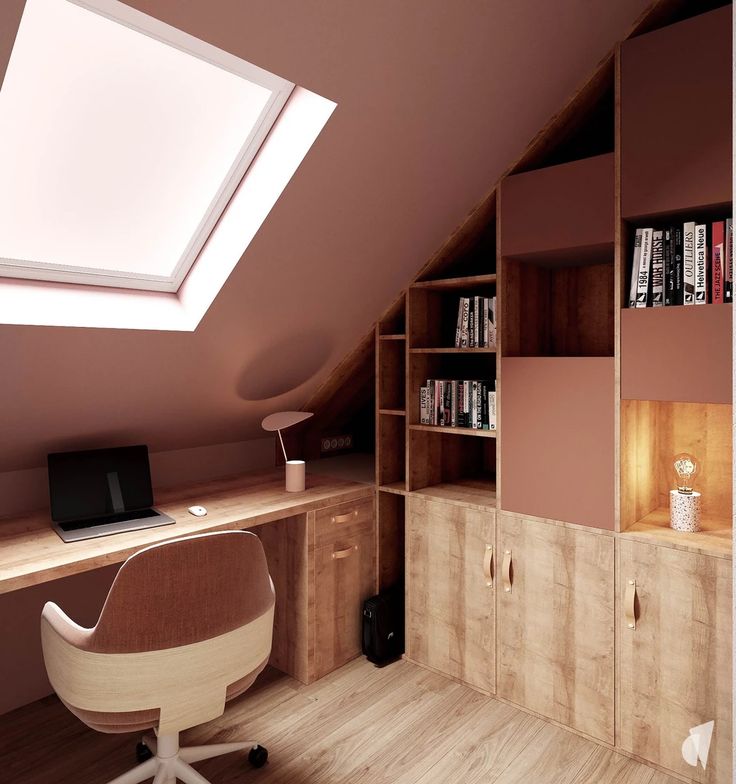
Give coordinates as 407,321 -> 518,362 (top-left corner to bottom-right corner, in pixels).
0,0 -> 653,472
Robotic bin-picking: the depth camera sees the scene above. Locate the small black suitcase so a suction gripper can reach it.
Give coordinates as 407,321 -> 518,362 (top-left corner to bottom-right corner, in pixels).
362,582 -> 404,666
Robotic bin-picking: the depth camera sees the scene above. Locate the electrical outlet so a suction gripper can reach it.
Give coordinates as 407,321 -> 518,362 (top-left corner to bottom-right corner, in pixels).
321,434 -> 353,453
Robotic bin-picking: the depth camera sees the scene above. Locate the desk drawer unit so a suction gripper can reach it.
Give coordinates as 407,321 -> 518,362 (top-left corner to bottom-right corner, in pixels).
315,497 -> 374,547
314,496 -> 376,679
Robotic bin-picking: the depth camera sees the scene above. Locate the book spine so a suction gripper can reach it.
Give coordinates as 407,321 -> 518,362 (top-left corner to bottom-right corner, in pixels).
683,221 -> 696,305
672,226 -> 684,305
712,221 -> 724,304
474,296 -> 480,347
471,380 -> 477,429
481,381 -> 489,429
468,311 -> 474,348
454,300 -> 463,348
488,388 -> 497,431
483,297 -> 489,348
431,380 -> 438,426
419,386 -> 428,424
663,228 -> 674,306
457,381 -> 464,428
451,380 -> 458,427
475,382 -> 482,429
629,229 -> 643,307
463,381 -> 470,428
694,223 -> 707,304
489,295 -> 497,346
650,230 -> 664,307
460,297 -> 470,348
635,228 -> 653,307
726,219 -> 733,303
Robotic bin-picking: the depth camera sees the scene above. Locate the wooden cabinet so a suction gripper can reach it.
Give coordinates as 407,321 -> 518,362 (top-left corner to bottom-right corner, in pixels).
496,513 -> 615,743
405,497 -> 495,693
314,497 -> 376,679
617,540 -> 732,783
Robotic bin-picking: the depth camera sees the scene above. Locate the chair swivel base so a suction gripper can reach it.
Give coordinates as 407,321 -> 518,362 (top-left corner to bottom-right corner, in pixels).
107,732 -> 268,784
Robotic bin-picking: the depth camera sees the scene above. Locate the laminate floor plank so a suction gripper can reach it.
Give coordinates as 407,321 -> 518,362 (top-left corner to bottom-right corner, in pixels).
0,658 -> 683,784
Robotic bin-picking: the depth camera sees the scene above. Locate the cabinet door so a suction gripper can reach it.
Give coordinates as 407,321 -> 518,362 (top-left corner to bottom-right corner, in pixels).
314,529 -> 376,679
617,540 -> 732,783
496,513 -> 614,743
405,497 -> 495,693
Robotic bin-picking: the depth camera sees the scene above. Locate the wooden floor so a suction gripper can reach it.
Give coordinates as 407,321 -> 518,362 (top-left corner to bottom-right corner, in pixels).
0,657 -> 680,784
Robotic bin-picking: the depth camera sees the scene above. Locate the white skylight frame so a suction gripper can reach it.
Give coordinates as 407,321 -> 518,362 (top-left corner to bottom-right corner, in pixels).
0,0 -> 294,292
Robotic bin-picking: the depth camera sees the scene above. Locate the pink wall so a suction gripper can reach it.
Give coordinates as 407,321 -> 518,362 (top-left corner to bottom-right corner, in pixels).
0,0 -> 655,715
0,0 -> 654,477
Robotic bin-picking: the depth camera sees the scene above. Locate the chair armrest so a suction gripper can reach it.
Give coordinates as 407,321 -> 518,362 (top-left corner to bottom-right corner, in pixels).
41,602 -> 93,650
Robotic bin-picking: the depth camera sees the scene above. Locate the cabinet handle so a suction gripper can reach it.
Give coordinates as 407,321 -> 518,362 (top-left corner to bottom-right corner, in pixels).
625,579 -> 637,630
483,544 -> 493,587
332,511 -> 357,524
332,545 -> 357,560
502,549 -> 512,593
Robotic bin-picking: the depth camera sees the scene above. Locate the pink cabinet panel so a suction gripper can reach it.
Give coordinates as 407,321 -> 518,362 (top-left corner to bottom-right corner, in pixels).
621,305 -> 732,404
500,357 -> 615,529
501,153 -> 614,261
621,7 -> 732,219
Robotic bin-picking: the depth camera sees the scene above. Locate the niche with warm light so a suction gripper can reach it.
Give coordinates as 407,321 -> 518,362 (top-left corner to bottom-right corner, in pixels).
620,399 -> 731,550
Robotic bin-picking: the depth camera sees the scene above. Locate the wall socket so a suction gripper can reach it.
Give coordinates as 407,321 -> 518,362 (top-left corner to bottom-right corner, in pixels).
321,434 -> 353,453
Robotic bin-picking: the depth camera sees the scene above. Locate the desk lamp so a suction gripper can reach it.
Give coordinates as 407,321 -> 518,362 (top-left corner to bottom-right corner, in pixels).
261,411 -> 313,492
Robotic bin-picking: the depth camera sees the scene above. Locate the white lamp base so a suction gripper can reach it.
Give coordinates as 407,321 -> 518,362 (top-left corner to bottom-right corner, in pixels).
669,489 -> 702,532
285,460 -> 306,492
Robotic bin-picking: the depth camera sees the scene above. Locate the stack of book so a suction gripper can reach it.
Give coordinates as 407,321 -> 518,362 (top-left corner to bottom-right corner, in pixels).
454,296 -> 497,347
627,219 -> 733,307
419,379 -> 496,430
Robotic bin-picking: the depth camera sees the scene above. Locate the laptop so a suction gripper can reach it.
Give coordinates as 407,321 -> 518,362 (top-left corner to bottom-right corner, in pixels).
48,445 -> 175,543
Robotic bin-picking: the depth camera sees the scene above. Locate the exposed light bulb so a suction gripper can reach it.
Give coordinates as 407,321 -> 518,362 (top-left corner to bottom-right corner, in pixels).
673,452 -> 699,495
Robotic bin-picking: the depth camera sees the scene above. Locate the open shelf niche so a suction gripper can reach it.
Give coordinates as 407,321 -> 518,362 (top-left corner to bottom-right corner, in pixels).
620,399 -> 732,558
500,152 -> 615,358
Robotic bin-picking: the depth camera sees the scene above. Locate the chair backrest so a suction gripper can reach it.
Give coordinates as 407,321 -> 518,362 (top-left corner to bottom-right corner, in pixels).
92,530 -> 274,653
41,531 -> 275,733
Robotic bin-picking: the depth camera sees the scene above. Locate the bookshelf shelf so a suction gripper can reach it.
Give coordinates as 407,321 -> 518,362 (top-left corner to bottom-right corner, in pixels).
406,478 -> 496,510
409,347 -> 495,354
621,509 -> 731,560
379,408 -> 405,416
379,334 -> 406,341
411,273 -> 497,291
409,424 -> 496,438
379,482 -> 407,496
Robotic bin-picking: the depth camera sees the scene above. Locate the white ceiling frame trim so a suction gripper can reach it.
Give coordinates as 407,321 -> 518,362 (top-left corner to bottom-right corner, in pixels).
0,0 -> 294,292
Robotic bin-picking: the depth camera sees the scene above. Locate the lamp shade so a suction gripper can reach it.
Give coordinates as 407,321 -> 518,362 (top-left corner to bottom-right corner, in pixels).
261,411 -> 313,432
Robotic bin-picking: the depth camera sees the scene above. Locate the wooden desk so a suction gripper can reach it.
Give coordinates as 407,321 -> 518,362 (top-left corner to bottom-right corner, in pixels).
0,470 -> 376,685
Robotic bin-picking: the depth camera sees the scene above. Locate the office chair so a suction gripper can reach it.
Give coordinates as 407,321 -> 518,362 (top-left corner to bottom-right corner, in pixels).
40,531 -> 275,784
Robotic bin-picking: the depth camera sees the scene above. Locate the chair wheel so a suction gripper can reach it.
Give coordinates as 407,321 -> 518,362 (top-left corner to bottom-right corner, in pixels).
136,741 -> 153,763
248,745 -> 268,768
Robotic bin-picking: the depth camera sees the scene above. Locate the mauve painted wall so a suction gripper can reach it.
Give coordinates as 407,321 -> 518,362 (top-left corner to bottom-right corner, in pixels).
0,0 -> 654,713
0,0 -> 653,481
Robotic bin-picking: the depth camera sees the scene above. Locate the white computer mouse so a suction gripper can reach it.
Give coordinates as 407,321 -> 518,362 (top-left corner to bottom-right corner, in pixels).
188,505 -> 208,517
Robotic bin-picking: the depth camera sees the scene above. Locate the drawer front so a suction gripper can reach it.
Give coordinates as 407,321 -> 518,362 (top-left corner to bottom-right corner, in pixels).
315,496 -> 375,548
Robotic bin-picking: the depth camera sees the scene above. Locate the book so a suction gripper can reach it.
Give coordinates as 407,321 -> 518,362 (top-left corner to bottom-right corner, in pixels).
671,225 -> 684,305
483,297 -> 489,348
683,221 -> 696,305
488,389 -> 497,431
628,229 -> 643,307
663,228 -> 674,306
419,386 -> 429,424
650,230 -> 664,306
694,223 -> 707,304
460,298 -> 470,347
454,301 -> 463,348
635,228 -> 653,307
471,380 -> 478,429
711,221 -> 724,304
726,219 -> 733,303
489,296 -> 497,346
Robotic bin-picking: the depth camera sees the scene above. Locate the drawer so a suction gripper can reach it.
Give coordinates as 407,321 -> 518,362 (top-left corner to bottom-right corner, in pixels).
315,496 -> 374,548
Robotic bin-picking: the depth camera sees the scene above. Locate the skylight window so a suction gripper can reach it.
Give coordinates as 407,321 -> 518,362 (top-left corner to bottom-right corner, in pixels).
0,0 -> 295,292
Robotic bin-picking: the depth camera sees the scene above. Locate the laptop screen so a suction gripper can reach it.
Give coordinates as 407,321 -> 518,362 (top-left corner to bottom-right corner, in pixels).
48,445 -> 154,523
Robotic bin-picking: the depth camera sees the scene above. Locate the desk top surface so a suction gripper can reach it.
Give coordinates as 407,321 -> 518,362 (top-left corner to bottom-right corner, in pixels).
0,470 -> 373,595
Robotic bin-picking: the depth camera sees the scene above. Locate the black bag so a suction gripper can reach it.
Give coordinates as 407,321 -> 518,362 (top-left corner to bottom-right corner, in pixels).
362,582 -> 404,666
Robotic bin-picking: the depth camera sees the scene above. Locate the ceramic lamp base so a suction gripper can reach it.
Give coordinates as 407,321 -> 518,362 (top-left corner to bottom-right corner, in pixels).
285,460 -> 306,492
669,490 -> 702,532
